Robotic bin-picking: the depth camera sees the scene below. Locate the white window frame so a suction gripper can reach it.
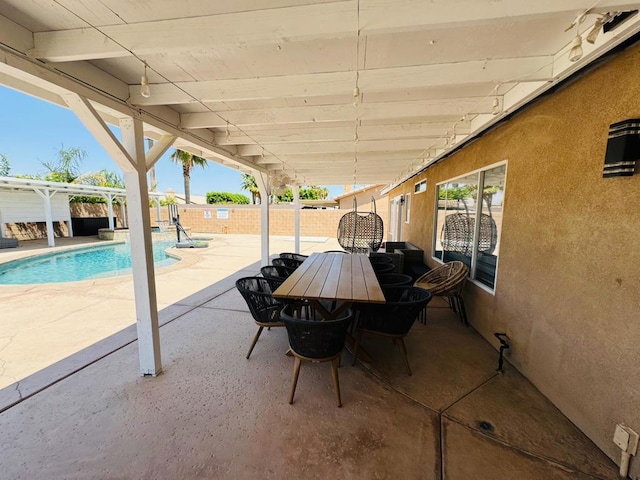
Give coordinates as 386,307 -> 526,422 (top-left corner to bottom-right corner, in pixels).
414,180 -> 427,194
432,160 -> 508,294
404,193 -> 411,223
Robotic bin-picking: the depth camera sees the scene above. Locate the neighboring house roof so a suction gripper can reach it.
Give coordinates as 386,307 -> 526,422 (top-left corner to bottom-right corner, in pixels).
333,184 -> 387,201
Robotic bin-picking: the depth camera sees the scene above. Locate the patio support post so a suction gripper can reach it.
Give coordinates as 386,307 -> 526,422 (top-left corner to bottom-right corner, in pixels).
255,172 -> 270,266
120,117 -> 162,376
293,185 -> 300,254
103,193 -> 115,230
33,187 -> 56,247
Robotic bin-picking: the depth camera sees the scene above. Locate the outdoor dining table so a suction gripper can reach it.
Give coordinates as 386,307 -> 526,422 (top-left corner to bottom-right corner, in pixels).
272,252 -> 386,362
272,252 -> 386,320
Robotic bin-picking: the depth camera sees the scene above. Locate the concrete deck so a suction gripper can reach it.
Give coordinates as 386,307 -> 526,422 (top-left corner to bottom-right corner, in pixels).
0,235 -> 620,479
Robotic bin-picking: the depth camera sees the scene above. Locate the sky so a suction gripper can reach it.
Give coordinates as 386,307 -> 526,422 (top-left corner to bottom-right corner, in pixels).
0,86 -> 345,199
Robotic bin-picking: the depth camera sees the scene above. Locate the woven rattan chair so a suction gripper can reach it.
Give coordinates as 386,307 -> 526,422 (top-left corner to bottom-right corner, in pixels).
272,257 -> 304,269
441,213 -> 497,256
281,304 -> 354,407
337,197 -> 384,254
236,277 -> 285,359
352,286 -> 432,375
279,252 -> 309,262
376,273 -> 414,287
414,261 -> 470,325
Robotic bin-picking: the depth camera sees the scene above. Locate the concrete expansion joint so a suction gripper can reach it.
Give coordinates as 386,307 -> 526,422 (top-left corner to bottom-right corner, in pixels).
442,416 -> 608,479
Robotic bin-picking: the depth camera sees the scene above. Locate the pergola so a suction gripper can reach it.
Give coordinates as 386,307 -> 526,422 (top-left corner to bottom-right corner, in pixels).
1,0 -> 639,377
0,175 -> 165,247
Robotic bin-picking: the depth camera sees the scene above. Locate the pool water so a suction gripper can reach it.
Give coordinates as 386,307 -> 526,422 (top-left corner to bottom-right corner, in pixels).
0,241 -> 179,285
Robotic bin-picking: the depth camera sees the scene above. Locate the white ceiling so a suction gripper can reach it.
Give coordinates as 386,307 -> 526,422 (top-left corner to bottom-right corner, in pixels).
1,0 -> 639,187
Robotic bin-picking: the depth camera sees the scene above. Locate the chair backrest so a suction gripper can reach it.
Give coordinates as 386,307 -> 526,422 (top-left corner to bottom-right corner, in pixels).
368,255 -> 393,265
376,273 -> 413,287
235,277 -> 283,324
279,252 -> 309,262
260,265 -> 295,290
280,304 -> 353,359
371,262 -> 395,275
414,261 -> 469,295
357,286 -> 432,335
337,211 -> 384,254
272,257 -> 304,269
441,212 -> 497,256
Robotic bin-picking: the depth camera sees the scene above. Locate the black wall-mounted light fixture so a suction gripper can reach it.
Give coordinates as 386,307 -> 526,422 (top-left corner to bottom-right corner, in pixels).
603,119 -> 640,178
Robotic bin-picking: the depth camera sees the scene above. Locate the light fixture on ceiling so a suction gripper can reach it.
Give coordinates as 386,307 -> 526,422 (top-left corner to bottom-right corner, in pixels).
492,97 -> 501,115
586,16 -> 605,44
569,34 -> 583,62
140,63 -> 151,98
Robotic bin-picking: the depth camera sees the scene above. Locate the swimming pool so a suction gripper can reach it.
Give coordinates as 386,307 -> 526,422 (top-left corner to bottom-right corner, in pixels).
0,241 -> 179,285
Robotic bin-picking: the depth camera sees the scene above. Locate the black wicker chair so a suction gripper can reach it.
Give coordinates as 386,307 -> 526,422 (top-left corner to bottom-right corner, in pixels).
279,252 -> 309,262
236,277 -> 285,359
352,286 -> 432,375
368,255 -> 393,265
281,304 -> 354,407
260,265 -> 296,290
441,212 -> 497,256
371,262 -> 395,276
376,273 -> 413,287
272,257 -> 304,269
337,197 -> 384,254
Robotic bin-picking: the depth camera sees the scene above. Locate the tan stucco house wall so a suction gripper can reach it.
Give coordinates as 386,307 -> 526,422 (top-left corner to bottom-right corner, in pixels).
388,42 -> 640,474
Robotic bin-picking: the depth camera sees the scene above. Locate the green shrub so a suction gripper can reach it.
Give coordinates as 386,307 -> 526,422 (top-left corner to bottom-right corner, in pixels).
206,192 -> 250,204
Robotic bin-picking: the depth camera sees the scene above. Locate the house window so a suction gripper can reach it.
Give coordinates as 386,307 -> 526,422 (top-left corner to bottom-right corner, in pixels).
404,194 -> 411,223
433,163 -> 506,291
414,180 -> 426,194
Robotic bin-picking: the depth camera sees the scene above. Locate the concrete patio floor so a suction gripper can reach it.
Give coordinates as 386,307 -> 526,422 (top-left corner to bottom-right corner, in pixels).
0,235 -> 620,479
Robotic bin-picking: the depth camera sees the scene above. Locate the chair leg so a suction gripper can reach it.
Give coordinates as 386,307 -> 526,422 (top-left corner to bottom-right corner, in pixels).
246,326 -> 264,359
351,331 -> 363,366
331,356 -> 342,407
457,295 -> 469,326
395,337 -> 412,376
289,356 -> 302,404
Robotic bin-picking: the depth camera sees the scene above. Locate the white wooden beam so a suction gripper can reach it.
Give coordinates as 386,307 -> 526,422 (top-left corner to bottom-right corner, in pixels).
146,135 -> 177,169
254,172 -> 270,266
131,58 -> 551,105
184,102 -> 477,128
28,2 -> 357,62
238,138 -> 437,156
61,93 -> 136,172
120,116 -> 162,377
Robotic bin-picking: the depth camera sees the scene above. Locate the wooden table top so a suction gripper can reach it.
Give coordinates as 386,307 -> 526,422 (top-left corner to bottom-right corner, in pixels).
272,252 -> 386,304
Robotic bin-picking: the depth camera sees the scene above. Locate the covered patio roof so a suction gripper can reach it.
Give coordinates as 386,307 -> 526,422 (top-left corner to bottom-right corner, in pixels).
1,1 -> 639,187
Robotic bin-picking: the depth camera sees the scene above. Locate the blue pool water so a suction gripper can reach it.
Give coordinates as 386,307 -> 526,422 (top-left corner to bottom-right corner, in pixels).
0,241 -> 179,285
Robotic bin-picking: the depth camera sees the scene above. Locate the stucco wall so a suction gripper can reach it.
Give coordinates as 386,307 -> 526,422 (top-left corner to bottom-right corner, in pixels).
389,43 -> 640,474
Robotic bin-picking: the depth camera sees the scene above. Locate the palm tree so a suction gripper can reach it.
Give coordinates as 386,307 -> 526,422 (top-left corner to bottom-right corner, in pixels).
42,146 -> 86,183
169,149 -> 208,204
240,174 -> 261,204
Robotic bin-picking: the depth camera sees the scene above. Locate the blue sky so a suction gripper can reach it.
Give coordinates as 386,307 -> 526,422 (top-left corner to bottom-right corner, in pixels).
0,86 -> 344,199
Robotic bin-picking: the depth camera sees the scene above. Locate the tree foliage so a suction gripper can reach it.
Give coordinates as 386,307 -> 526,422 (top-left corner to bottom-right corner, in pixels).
170,149 -> 208,204
206,192 -> 250,204
240,174 -> 261,204
42,146 -> 86,183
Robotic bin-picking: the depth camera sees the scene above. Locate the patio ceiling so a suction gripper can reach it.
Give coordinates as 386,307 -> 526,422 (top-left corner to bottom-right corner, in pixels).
1,1 -> 639,188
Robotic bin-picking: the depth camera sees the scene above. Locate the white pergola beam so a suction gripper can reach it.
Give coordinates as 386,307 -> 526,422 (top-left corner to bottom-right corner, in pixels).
216,122 -> 472,145
238,138 -> 440,156
182,102 -> 483,129
120,117 -> 162,377
130,58 -> 551,105
61,93 -> 136,172
146,135 -> 177,169
25,1 -> 638,62
28,2 -> 357,62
